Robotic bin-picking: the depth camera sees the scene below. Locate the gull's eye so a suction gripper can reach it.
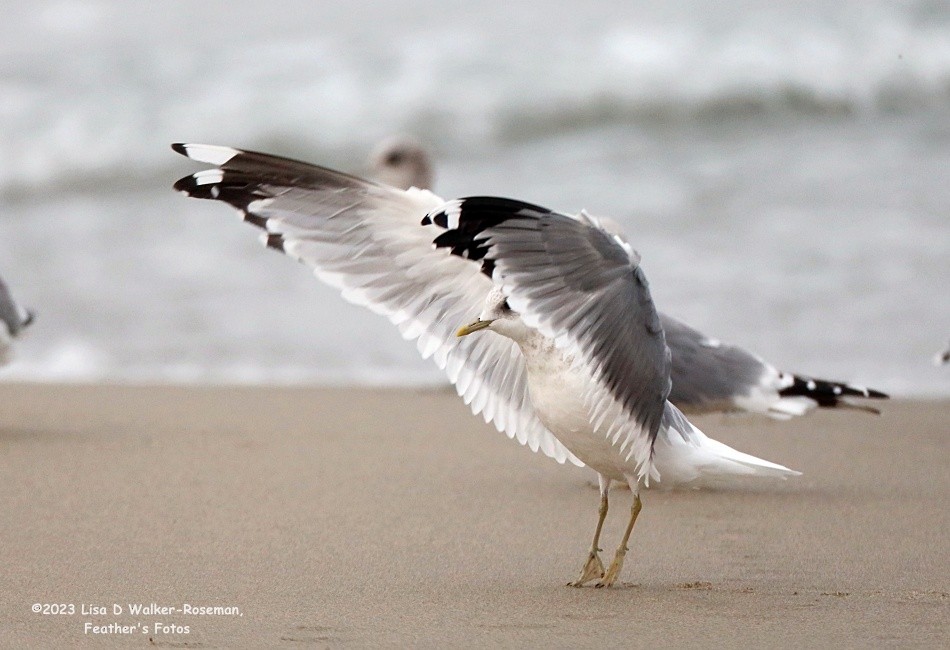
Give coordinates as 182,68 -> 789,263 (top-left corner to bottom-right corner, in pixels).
385,150 -> 405,165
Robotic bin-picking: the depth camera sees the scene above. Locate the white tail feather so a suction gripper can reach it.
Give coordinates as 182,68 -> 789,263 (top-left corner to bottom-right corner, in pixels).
765,396 -> 814,419
652,415 -> 800,488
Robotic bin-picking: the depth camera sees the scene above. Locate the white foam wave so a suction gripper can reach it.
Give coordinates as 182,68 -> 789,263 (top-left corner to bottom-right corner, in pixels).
1,1 -> 949,194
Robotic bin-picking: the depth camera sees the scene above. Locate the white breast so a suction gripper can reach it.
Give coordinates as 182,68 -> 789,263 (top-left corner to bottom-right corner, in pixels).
519,334 -> 631,482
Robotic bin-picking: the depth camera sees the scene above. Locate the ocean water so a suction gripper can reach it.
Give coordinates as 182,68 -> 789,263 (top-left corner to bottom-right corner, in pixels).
0,0 -> 947,395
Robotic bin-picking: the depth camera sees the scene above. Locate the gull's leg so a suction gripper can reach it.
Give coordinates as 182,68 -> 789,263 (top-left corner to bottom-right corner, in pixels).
568,474 -> 611,587
596,479 -> 642,588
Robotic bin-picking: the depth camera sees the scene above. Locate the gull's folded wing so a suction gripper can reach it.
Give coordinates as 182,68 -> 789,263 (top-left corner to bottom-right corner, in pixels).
661,313 -> 888,417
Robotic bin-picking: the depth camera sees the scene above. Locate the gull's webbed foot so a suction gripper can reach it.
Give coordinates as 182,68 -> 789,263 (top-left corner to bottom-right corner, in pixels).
594,546 -> 628,588
567,550 -> 605,587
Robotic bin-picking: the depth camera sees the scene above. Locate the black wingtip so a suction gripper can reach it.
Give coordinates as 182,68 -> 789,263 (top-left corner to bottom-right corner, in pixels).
779,374 -> 890,410
171,143 -> 188,156
425,197 -> 556,279
244,213 -> 268,229
421,209 -> 449,228
265,233 -> 285,252
172,175 -> 195,194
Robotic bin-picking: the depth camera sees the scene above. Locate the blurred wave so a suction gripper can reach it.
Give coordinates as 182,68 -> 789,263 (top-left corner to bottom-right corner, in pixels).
2,0 -> 950,195
0,0 -> 947,395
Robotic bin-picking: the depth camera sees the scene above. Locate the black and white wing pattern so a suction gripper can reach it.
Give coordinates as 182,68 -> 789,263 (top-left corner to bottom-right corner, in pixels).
425,197 -> 671,476
172,144 -> 581,466
661,314 -> 889,417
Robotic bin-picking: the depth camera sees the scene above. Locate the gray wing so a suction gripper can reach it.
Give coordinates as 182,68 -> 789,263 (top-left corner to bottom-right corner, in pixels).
172,144 -> 582,466
661,313 -> 772,413
426,197 -> 671,476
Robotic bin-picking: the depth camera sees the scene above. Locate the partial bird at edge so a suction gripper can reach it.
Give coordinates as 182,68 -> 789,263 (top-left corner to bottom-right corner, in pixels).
0,273 -> 34,366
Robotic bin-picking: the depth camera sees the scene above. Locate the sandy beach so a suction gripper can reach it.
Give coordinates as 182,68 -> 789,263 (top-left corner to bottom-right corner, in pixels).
0,383 -> 947,647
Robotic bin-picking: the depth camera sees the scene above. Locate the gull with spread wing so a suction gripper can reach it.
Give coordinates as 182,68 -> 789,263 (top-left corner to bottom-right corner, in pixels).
368,140 -> 888,418
173,143 -> 799,587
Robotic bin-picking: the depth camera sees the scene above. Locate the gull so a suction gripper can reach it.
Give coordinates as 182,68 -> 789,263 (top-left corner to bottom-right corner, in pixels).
367,135 -> 434,192
173,143 -> 799,587
0,274 -> 34,366
365,140 -> 888,418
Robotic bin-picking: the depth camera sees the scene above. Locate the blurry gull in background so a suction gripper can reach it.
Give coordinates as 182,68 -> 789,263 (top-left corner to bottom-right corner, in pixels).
173,143 -> 800,587
366,139 -> 889,419
0,274 -> 34,366
367,135 -> 434,192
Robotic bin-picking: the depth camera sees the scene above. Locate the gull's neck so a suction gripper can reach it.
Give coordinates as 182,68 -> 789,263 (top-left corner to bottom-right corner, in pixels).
490,317 -> 571,373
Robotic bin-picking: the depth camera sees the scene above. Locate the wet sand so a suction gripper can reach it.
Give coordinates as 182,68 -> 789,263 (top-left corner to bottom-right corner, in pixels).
0,383 -> 947,647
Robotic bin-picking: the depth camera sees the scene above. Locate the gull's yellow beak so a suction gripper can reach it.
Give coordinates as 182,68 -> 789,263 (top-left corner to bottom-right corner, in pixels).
456,319 -> 493,337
